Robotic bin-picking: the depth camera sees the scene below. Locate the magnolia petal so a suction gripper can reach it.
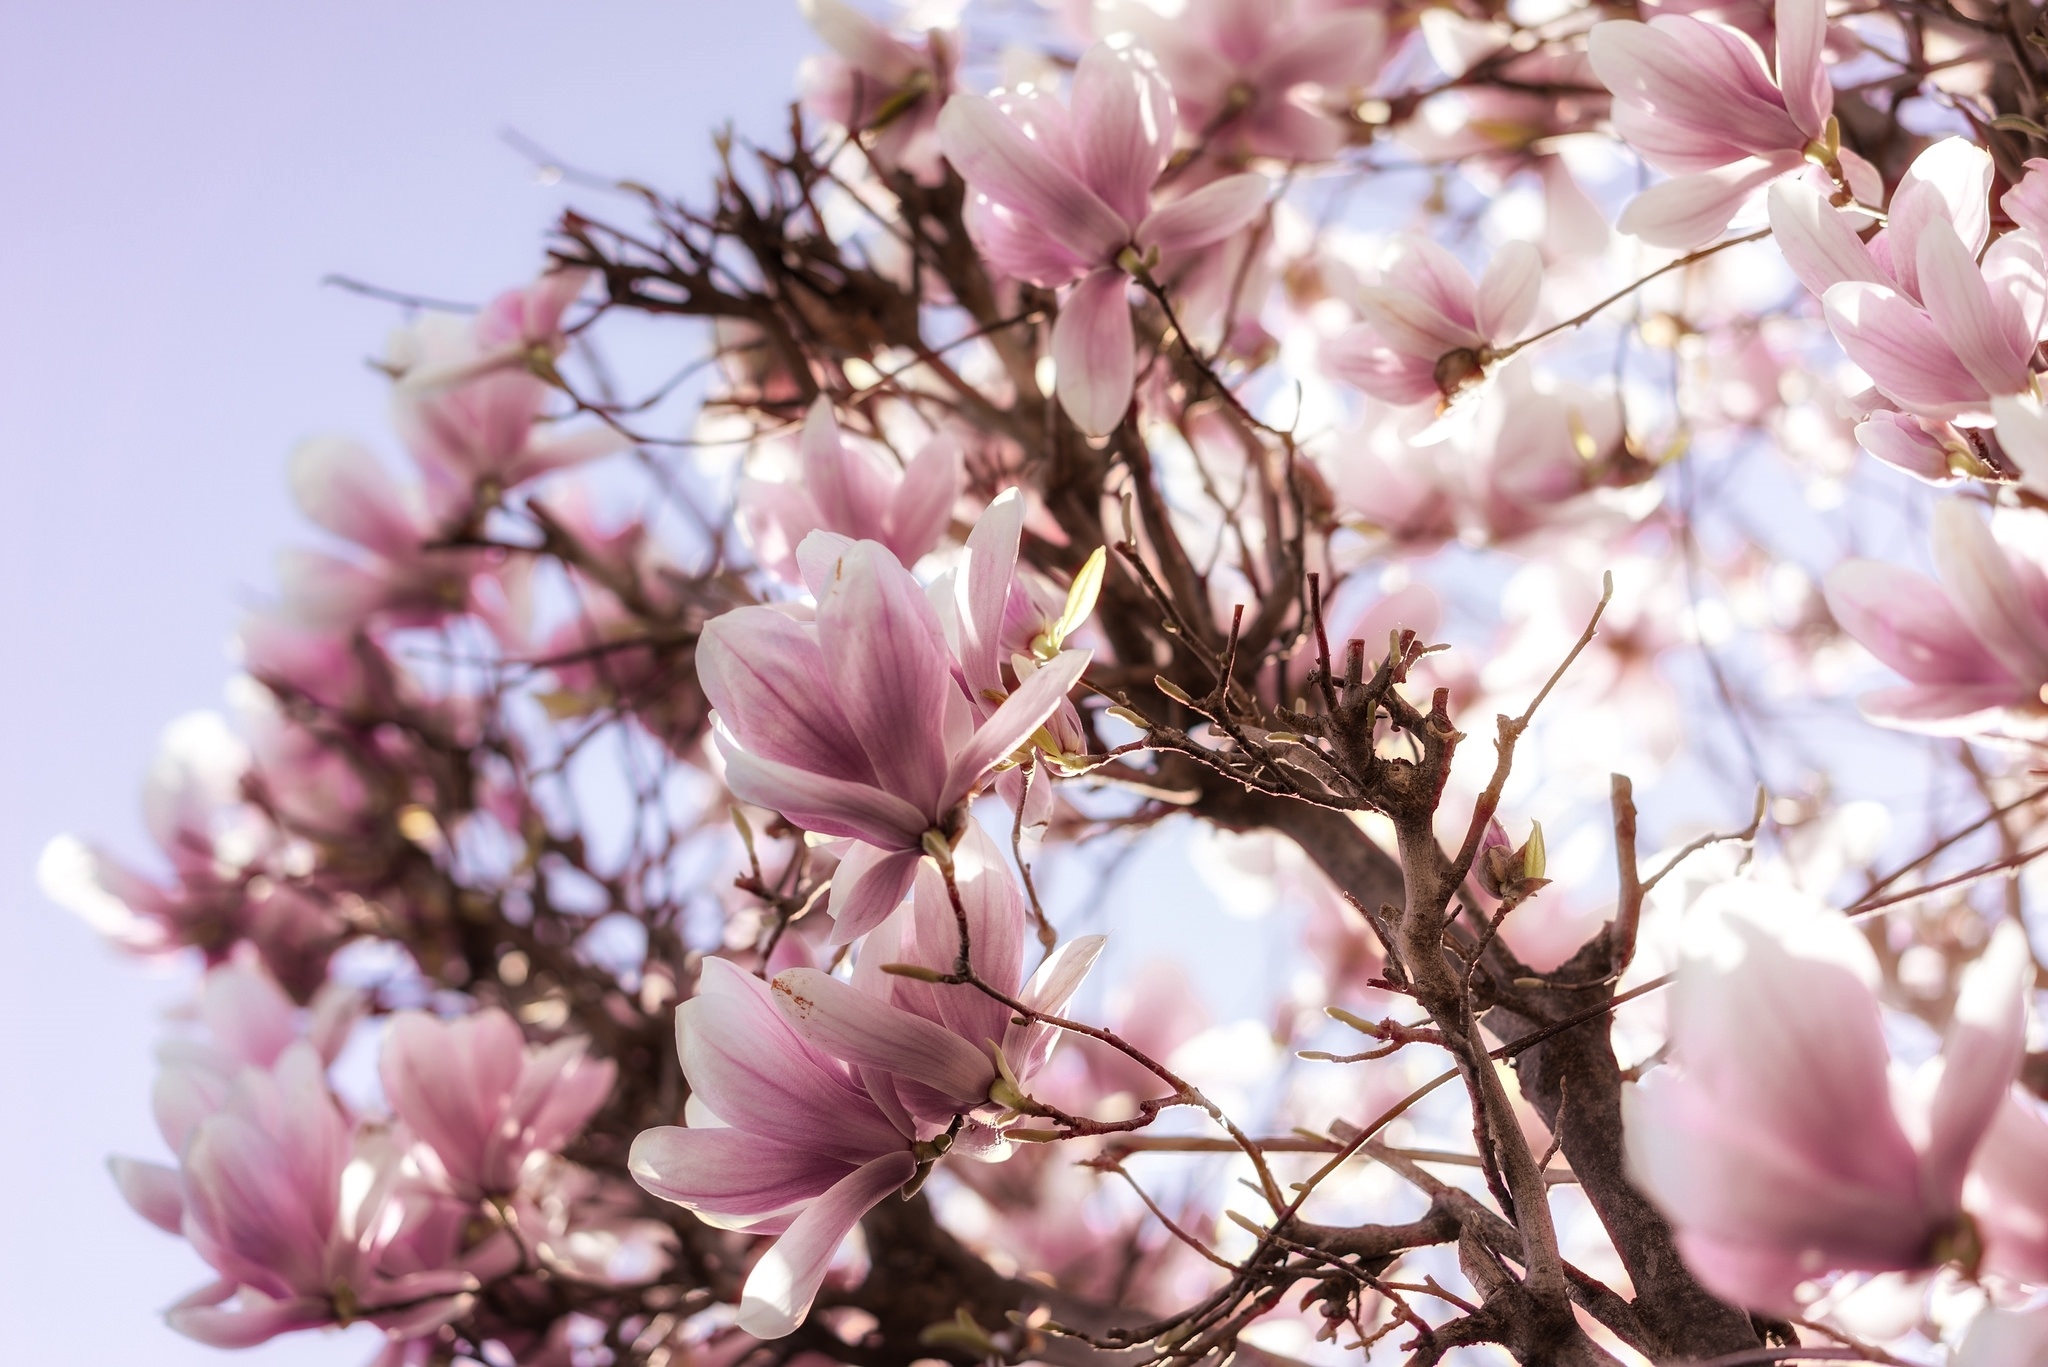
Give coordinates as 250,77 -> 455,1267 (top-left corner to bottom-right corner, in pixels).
288,436 -> 425,560
1932,500 -> 2048,684
1822,559 -> 2008,685
1137,175 -> 1269,257
1069,43 -> 1172,229
1774,0 -> 1832,140
959,490 -> 1026,696
1915,217 -> 2032,396
1616,159 -> 1791,250
1924,920 -> 2033,1200
943,647 -> 1090,809
770,968 -> 995,1105
887,433 -> 963,566
167,1289 -> 331,1348
1823,283 -> 1985,418
814,540 -> 957,815
1051,268 -> 1136,437
677,959 -> 910,1160
1767,180 -> 1883,298
735,1151 -> 918,1339
937,95 -> 1128,265
826,843 -> 923,945
629,1125 -> 847,1217
1475,241 -> 1542,343
109,1155 -> 185,1234
717,735 -> 929,848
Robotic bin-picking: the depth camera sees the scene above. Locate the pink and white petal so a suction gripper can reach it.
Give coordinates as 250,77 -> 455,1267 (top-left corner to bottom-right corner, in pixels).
936,95 -> 1129,265
1004,933 -> 1108,1079
678,959 -> 910,1159
1995,394 -> 2048,497
1051,268 -> 1137,437
735,1151 -> 918,1339
1616,160 -> 1791,250
960,490 -> 1027,695
801,397 -> 885,539
1823,283 -> 1986,418
1475,241 -> 1542,343
770,969 -> 996,1105
1137,175 -> 1269,256
800,0 -> 921,84
1767,180 -> 1884,298
1255,11 -> 1387,89
167,1288 -> 332,1348
629,1125 -> 847,1217
1822,559 -> 2008,685
1968,1096 -> 2048,1283
826,843 -> 924,945
943,648 -> 1091,809
200,963 -> 299,1068
717,735 -> 928,850
1669,1230 -> 1813,1317
2006,159 -> 2048,240
1320,328 -> 1441,405
509,422 -> 632,485
1069,43 -> 1173,229
885,433 -> 963,566
109,1156 -> 185,1234
962,197 -> 1094,289
288,437 -> 426,560
699,609 -> 871,782
1916,218 -> 2034,395
1932,499 -> 2048,683
1774,0 -> 1833,140
815,540 -> 958,814
1889,138 -> 1996,279
1858,682 -> 2033,732
1923,920 -> 2032,1201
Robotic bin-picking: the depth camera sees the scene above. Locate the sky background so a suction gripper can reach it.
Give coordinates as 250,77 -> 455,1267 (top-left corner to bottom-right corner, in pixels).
0,3 -> 810,1359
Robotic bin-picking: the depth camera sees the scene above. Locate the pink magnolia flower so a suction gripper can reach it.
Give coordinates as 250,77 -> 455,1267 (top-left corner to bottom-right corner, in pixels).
1852,409 -> 2001,486
1823,500 -> 2048,734
770,821 -> 1104,1142
167,1043 -> 477,1347
1770,140 -> 2046,423
798,0 -> 954,183
387,270 -> 627,506
1107,0 -> 1386,163
629,956 -> 921,1338
1321,236 -> 1542,406
737,397 -> 963,582
697,533 -> 1089,941
1623,882 -> 2030,1314
380,1009 -> 617,1201
1589,0 -> 1861,247
936,42 -> 1268,434
111,959 -> 362,1237
276,436 -> 480,630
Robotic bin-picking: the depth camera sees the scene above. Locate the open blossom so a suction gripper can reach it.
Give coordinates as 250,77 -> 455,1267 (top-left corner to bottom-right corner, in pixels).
630,956 -> 921,1339
276,435 -> 480,630
1771,140 -> 2046,423
1321,235 -> 1542,406
386,269 -> 627,506
1824,500 -> 2048,734
936,41 -> 1267,434
1589,0 -> 1864,246
798,0 -> 953,182
698,532 -> 1089,940
1623,882 -> 2030,1313
381,1009 -> 616,1201
737,397 -> 962,582
1104,0 -> 1386,163
771,822 -> 1104,1144
165,1044 -> 478,1347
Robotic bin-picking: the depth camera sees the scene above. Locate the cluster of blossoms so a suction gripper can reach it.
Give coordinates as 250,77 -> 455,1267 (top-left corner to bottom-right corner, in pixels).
52,0 -> 2048,1363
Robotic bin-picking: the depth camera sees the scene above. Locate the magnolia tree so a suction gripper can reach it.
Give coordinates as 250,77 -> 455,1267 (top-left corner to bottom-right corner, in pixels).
48,0 -> 2048,1361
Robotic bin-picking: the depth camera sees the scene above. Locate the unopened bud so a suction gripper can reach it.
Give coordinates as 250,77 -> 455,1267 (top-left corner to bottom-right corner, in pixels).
1155,675 -> 1197,708
880,962 -> 951,982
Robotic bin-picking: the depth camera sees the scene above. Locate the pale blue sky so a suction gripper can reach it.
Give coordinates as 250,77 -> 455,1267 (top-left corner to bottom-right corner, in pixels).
0,3 -> 806,1359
